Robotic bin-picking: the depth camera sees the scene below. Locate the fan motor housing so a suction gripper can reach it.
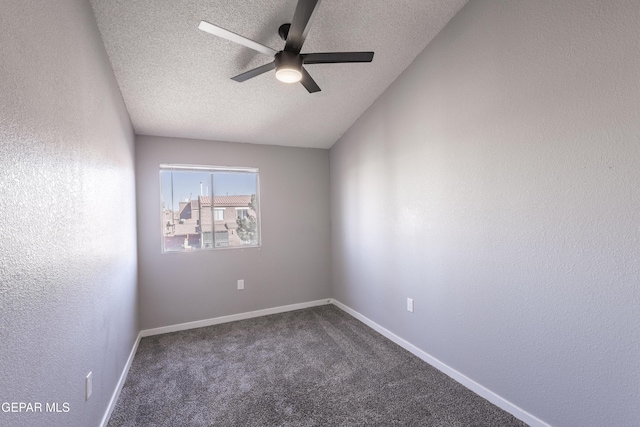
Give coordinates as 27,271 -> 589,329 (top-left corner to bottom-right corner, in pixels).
275,51 -> 303,71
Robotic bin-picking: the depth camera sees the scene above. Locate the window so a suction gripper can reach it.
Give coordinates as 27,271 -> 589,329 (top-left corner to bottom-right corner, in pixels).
215,231 -> 229,247
236,208 -> 249,219
160,165 -> 260,252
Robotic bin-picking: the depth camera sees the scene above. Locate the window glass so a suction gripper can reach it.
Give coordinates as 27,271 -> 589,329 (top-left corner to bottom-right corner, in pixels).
236,208 -> 249,219
213,171 -> 259,247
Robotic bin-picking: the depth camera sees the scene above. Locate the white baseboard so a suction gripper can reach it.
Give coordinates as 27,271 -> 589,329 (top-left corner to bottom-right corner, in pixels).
141,299 -> 332,337
100,330 -> 142,427
330,299 -> 551,427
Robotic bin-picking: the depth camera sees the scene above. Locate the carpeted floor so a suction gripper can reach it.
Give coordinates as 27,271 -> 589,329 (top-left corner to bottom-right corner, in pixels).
107,305 -> 528,426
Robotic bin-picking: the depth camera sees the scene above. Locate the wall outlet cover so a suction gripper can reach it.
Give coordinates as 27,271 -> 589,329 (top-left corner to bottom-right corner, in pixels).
407,298 -> 414,313
85,372 -> 92,401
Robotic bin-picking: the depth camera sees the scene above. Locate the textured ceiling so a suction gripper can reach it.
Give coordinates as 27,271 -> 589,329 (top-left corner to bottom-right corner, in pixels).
90,0 -> 467,149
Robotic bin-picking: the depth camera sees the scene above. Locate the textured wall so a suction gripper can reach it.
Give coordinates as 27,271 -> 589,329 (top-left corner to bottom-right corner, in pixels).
136,136 -> 331,329
0,1 -> 138,426
330,1 -> 640,426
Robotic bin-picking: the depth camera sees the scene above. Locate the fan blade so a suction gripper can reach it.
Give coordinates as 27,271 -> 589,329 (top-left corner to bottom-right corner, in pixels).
199,21 -> 277,57
284,0 -> 321,54
302,52 -> 374,64
300,67 -> 321,93
231,62 -> 276,82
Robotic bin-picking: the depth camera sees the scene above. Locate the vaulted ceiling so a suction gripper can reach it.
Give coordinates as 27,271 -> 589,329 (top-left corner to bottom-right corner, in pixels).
90,0 -> 467,148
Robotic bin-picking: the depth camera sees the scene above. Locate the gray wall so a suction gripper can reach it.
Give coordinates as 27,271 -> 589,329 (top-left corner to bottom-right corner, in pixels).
0,1 -> 138,427
136,136 -> 331,329
330,1 -> 640,426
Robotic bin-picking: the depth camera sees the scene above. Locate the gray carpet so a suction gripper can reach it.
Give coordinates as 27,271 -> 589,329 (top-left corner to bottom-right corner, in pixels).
107,305 -> 528,426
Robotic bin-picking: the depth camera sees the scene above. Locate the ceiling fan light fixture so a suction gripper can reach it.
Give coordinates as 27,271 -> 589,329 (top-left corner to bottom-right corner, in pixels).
275,67 -> 302,83
274,51 -> 303,84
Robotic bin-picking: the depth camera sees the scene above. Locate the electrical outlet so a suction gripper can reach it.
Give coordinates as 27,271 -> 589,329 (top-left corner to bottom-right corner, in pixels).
237,279 -> 244,290
85,372 -> 92,401
407,298 -> 414,313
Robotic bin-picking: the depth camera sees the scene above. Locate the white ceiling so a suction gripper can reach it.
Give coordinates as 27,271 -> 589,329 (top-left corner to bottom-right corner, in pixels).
90,0 -> 467,149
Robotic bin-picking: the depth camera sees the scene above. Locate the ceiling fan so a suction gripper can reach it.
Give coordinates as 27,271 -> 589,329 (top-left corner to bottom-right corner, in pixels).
198,0 -> 374,93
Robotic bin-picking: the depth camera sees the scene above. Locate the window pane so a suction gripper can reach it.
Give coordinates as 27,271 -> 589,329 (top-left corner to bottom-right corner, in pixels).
236,208 -> 249,219
160,170 -> 213,252
213,171 -> 259,247
214,231 -> 229,247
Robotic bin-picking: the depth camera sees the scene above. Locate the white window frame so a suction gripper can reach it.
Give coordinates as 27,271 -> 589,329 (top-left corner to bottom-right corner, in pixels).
159,164 -> 261,253
214,208 -> 225,221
